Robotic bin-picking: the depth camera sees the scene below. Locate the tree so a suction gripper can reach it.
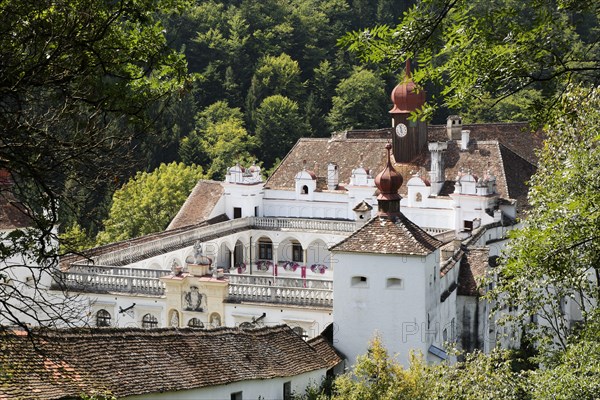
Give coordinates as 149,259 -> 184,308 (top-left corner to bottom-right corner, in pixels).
183,101 -> 256,180
0,0 -> 190,329
340,0 -> 600,124
331,336 -> 430,400
245,53 -> 305,128
96,163 -> 204,245
255,95 -> 310,169
200,119 -> 257,181
491,85 -> 600,353
326,68 -> 388,131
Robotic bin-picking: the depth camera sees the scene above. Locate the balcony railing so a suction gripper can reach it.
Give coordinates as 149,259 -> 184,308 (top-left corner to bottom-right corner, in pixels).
55,266 -> 168,296
90,217 -> 355,267
226,273 -> 333,308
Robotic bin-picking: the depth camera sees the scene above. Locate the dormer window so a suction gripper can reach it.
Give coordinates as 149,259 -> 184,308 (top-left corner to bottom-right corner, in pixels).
301,185 -> 309,194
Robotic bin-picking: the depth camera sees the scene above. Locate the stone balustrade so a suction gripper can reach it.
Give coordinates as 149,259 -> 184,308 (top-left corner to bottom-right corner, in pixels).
227,273 -> 333,307
91,217 -> 356,267
56,268 -> 166,296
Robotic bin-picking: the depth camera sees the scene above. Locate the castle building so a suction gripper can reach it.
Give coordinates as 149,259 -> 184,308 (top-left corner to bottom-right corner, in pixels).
5,66 -> 544,375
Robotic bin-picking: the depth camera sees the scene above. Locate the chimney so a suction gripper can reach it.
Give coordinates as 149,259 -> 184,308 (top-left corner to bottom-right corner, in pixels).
461,130 -> 470,150
327,163 -> 338,190
446,115 -> 462,140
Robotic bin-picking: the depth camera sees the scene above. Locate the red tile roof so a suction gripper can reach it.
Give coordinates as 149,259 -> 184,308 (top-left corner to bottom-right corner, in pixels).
0,325 -> 339,399
0,192 -> 32,230
330,213 -> 443,255
167,180 -> 224,230
265,131 -> 537,214
457,247 -> 490,296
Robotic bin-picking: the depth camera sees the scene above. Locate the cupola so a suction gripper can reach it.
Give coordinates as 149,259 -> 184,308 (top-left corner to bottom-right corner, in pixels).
375,143 -> 403,217
389,60 -> 426,116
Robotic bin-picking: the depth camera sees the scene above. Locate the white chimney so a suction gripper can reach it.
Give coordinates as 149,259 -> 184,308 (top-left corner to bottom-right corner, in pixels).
446,115 -> 462,140
327,163 -> 339,190
461,130 -> 470,150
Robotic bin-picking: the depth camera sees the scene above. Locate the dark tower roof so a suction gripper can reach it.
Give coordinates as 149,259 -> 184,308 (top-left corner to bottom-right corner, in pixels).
389,60 -> 426,115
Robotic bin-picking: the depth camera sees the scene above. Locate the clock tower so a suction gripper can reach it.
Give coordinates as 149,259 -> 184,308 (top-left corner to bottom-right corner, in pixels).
389,60 -> 427,163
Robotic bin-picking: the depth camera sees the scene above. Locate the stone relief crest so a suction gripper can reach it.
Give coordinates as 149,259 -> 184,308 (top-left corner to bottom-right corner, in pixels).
183,285 -> 204,312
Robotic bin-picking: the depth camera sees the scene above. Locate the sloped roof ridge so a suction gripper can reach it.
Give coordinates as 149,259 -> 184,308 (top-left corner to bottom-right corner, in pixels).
330,213 -> 442,255
264,137 -> 305,188
328,215 -> 378,250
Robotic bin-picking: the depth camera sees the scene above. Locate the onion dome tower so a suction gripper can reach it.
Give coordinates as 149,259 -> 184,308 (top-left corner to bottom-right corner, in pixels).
389,60 -> 428,163
374,143 -> 403,217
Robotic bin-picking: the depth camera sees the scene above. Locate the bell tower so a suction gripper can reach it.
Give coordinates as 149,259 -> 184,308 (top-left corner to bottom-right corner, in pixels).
389,60 -> 428,163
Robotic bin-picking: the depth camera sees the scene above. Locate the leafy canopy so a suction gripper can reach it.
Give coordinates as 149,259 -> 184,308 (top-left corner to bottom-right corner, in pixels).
340,0 -> 600,123
492,85 -> 600,352
96,163 -> 204,245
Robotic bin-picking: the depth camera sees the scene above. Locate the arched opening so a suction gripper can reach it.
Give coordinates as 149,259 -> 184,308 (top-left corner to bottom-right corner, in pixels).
415,192 -> 422,202
188,318 -> 204,329
168,309 -> 180,328
234,239 -> 245,268
142,313 -> 158,329
306,239 -> 331,273
209,312 -> 221,327
301,185 -> 309,194
96,309 -> 111,327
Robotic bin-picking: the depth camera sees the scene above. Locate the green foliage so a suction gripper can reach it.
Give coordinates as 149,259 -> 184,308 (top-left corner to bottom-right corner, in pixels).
186,101 -> 256,180
340,0 -> 600,123
331,336 -> 429,400
59,224 -> 95,253
255,95 -> 310,169
492,85 -> 600,353
96,163 -> 204,244
327,68 -> 388,131
324,328 -> 600,399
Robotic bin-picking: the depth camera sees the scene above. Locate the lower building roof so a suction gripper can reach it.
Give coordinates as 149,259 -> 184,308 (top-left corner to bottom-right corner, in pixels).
0,325 -> 340,400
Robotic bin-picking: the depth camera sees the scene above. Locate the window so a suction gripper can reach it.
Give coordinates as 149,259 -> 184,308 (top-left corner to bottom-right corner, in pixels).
351,276 -> 368,287
188,318 -> 204,329
283,382 -> 292,400
386,278 -> 403,289
301,185 -> 309,194
233,207 -> 242,219
415,192 -> 422,202
443,328 -> 448,342
96,309 -> 111,327
258,241 -> 273,260
254,206 -> 259,217
231,391 -> 243,400
142,313 -> 158,329
464,220 -> 473,231
292,243 -> 303,262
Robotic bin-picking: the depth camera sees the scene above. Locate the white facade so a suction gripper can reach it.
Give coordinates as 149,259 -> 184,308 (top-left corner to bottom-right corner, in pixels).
124,369 -> 325,400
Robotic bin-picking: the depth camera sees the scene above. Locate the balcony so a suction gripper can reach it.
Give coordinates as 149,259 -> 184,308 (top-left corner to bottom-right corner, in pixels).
226,274 -> 333,308
89,217 -> 356,267
54,265 -> 169,297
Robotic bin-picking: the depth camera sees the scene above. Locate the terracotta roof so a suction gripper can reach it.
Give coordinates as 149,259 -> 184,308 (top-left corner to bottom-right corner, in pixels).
0,191 -> 32,230
265,138 -> 389,192
330,213 -> 442,255
457,247 -> 489,296
353,200 -> 373,212
0,325 -> 336,399
266,134 -> 536,214
427,122 -> 544,165
307,335 -> 343,369
167,180 -> 224,230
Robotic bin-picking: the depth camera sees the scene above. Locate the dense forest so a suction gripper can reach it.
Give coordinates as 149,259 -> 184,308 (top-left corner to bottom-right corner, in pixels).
56,0 -> 420,242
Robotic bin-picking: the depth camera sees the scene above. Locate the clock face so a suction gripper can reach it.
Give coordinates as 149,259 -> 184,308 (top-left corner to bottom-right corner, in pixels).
395,123 -> 408,138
